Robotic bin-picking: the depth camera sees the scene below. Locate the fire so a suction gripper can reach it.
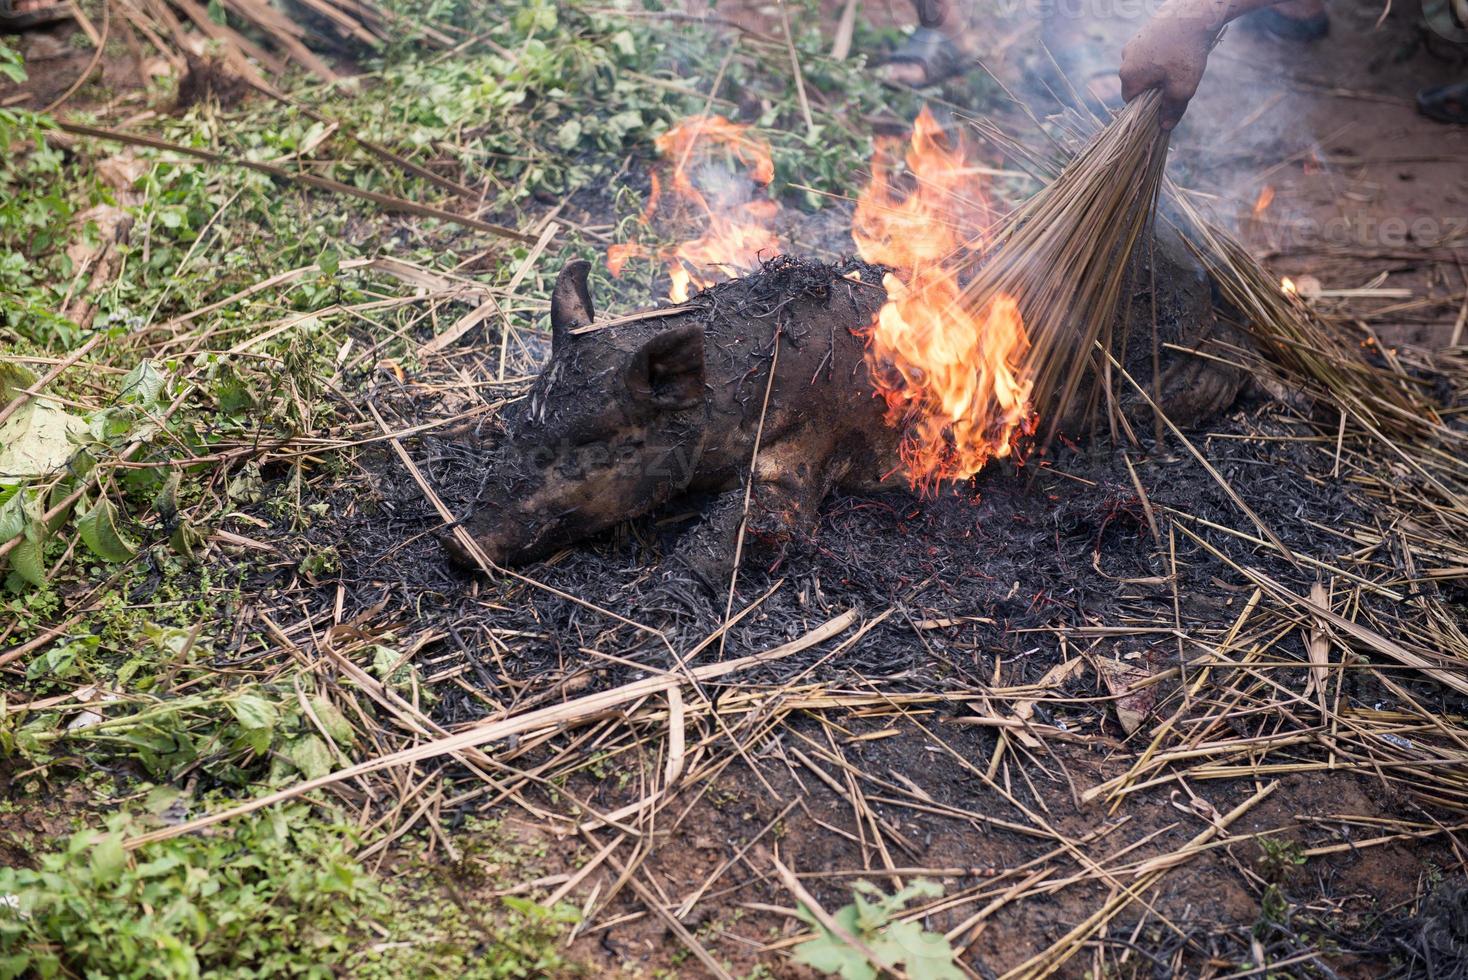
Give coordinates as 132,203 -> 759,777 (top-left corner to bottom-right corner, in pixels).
607,115 -> 780,302
614,107 -> 1035,490
1281,276 -> 1297,295
1253,185 -> 1275,216
852,108 -> 1034,490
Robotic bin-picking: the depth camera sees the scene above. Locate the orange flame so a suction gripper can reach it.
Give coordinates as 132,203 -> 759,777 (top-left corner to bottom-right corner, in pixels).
853,108 -> 1034,491
1281,276 -> 1297,295
608,115 -> 780,302
1253,185 -> 1275,216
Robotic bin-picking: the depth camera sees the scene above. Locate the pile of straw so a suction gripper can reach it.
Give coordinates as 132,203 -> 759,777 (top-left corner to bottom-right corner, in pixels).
98,0 -> 423,90
959,90 -> 1171,445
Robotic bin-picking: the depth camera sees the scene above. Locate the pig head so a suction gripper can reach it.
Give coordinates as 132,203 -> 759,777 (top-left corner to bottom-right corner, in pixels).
451,260 -> 713,567
447,256 -> 900,585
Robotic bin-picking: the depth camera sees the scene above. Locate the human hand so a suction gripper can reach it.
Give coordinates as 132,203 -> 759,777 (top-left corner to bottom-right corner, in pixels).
1119,11 -> 1217,129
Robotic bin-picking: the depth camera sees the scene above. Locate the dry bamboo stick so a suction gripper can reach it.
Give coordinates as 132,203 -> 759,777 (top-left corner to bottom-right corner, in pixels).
123,608 -> 857,849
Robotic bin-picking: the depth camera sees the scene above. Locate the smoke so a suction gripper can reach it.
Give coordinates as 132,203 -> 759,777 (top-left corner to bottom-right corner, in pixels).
977,0 -> 1318,235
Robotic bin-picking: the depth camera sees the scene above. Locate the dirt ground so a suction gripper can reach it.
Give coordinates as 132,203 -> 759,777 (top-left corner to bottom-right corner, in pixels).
5,1 -> 1467,977
512,3 -> 1468,974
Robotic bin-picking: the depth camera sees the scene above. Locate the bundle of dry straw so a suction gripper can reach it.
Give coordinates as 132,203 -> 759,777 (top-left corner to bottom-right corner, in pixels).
960,89 -> 1170,444
104,0 -> 428,89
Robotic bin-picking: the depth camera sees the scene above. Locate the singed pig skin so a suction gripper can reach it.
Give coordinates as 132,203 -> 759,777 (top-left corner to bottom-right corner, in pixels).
448,241 -> 1245,588
448,256 -> 902,587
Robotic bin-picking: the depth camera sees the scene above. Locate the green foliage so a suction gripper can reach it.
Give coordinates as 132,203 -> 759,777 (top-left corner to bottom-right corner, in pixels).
0,108 -> 104,349
0,808 -> 383,979
793,880 -> 962,980
5,679 -> 357,786
1256,835 -> 1307,882
0,356 -> 176,593
0,40 -> 25,85
0,5 -> 1004,976
0,806 -> 581,979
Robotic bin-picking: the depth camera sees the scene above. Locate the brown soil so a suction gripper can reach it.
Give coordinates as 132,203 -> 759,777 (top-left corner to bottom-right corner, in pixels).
483,2 -> 1468,975
5,2 -> 1464,977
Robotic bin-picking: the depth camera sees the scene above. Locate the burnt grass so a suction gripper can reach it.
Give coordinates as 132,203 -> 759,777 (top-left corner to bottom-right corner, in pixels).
218,254 -> 1468,975
329,409 -> 1334,706
257,376 -> 1466,973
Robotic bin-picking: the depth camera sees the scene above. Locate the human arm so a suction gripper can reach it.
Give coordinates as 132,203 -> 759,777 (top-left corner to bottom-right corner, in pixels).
1119,0 -> 1294,128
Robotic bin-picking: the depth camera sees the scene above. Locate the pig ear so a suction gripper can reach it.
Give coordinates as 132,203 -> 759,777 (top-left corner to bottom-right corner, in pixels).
625,324 -> 705,410
550,259 -> 596,350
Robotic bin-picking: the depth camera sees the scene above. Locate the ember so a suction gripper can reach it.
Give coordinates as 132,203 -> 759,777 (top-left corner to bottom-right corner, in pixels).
852,108 -> 1035,491
1252,184 -> 1275,215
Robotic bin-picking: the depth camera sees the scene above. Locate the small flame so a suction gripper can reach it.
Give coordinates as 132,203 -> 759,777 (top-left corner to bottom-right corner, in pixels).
1253,185 -> 1275,216
608,115 -> 780,302
853,108 -> 1034,491
1281,276 -> 1297,295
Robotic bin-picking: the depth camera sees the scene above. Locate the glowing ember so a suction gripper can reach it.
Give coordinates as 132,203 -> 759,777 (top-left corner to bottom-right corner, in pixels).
852,107 -> 1034,491
1281,276 -> 1297,295
1253,185 -> 1275,216
607,115 -> 780,302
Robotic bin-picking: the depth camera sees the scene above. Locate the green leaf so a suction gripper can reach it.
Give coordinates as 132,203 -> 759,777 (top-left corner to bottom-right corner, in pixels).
154,471 -> 181,522
76,495 -> 138,563
90,833 -> 127,884
793,923 -> 876,980
0,360 -> 37,401
144,624 -> 195,660
605,110 -> 644,140
0,398 -> 86,479
793,880 -> 959,980
144,784 -> 183,815
371,645 -> 413,688
119,360 -> 167,407
226,464 -> 263,503
87,407 -> 137,444
872,922 -> 962,980
318,248 -> 339,276
0,952 -> 33,980
168,520 -> 204,560
308,696 -> 355,747
555,119 -> 582,150
0,489 -> 45,587
25,641 -> 83,681
44,480 -> 76,535
0,486 -> 21,537
8,536 -> 46,587
285,735 -> 332,779
610,29 -> 637,58
229,693 -> 278,732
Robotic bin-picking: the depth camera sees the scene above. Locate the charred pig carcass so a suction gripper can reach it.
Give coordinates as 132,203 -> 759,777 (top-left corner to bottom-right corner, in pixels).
445,257 -> 902,586
446,238 -> 1245,585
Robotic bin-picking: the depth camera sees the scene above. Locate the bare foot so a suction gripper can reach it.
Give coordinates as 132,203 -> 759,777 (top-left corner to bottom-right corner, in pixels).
875,26 -> 972,88
877,61 -> 930,87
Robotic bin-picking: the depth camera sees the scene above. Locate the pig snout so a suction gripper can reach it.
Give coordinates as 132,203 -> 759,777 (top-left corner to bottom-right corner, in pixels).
446,434 -> 705,570
440,496 -> 542,569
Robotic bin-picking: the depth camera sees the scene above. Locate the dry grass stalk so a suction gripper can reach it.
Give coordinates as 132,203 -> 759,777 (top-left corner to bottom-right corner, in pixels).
109,0 -> 406,84
122,608 -> 859,849
957,90 -> 1170,444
